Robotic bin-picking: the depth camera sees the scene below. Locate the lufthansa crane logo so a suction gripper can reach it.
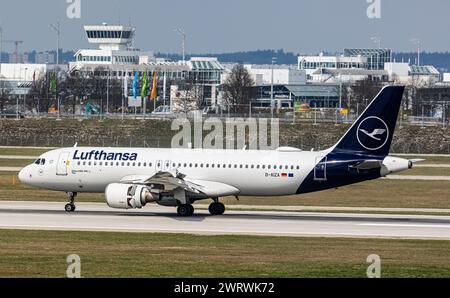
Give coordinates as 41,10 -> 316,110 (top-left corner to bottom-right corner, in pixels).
357,116 -> 389,151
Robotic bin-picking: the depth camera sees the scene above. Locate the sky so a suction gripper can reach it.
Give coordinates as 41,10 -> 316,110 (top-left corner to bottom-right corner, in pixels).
0,0 -> 449,54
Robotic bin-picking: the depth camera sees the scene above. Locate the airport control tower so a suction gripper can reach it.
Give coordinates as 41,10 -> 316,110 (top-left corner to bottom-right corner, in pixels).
84,24 -> 135,51
73,23 -> 154,67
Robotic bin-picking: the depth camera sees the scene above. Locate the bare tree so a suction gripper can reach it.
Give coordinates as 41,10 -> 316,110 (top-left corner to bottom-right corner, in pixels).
349,78 -> 382,109
172,77 -> 201,114
0,79 -> 12,112
222,64 -> 255,113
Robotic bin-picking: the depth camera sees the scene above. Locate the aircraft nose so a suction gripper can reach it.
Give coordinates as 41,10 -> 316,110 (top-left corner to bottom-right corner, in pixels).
18,167 -> 30,184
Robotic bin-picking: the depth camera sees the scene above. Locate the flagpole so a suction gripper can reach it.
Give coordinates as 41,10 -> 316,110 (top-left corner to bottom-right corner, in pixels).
143,70 -> 147,120
122,72 -> 127,120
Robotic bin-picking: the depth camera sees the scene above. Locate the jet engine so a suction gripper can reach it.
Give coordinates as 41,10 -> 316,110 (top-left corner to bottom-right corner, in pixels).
105,183 -> 159,209
381,156 -> 413,177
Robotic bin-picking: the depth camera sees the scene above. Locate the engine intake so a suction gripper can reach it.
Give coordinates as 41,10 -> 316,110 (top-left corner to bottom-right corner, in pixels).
105,183 -> 159,209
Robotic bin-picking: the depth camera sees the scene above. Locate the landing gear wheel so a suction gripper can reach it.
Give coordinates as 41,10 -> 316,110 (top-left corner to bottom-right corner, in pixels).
65,192 -> 77,213
209,202 -> 225,216
177,204 -> 194,217
65,203 -> 76,212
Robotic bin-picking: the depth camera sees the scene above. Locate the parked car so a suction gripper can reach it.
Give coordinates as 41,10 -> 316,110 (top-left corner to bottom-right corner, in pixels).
0,109 -> 25,119
152,105 -> 172,115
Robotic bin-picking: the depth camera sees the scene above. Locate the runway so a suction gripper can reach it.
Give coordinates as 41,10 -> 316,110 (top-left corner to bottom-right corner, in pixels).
0,202 -> 449,240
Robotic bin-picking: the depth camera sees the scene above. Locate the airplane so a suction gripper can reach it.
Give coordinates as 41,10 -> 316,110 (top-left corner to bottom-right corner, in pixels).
18,85 -> 415,217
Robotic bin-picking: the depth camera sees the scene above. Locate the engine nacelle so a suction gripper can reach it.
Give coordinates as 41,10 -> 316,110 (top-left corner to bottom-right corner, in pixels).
381,156 -> 413,177
105,183 -> 159,209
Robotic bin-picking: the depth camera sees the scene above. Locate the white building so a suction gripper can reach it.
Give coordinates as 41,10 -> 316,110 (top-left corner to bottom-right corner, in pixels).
0,63 -> 67,95
221,63 -> 306,86
298,53 -> 367,79
442,73 -> 450,83
70,24 -> 154,71
384,62 -> 440,85
245,64 -> 306,85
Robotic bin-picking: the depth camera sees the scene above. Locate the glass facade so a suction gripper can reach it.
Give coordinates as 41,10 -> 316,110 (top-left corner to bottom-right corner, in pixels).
77,54 -> 112,62
344,49 -> 392,70
86,30 -> 132,39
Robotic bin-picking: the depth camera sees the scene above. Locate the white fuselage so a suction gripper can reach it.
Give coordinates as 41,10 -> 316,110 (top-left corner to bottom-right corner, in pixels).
19,147 -> 328,196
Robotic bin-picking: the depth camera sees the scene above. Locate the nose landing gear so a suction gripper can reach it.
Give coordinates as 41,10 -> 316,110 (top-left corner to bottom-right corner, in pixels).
65,192 -> 77,212
209,198 -> 225,216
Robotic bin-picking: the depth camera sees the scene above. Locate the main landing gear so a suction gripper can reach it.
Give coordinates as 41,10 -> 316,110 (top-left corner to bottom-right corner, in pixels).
177,204 -> 195,217
209,198 -> 225,216
65,192 -> 77,212
176,198 -> 226,217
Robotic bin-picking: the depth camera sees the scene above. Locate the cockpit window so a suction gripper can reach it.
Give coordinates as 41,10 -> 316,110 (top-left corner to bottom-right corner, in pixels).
34,158 -> 46,165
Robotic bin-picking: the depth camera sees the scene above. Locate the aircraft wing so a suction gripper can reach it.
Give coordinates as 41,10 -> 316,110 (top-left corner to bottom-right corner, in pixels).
120,172 -> 240,197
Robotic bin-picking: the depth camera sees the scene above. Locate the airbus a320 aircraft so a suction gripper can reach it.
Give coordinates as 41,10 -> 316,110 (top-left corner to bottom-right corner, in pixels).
19,86 -> 414,217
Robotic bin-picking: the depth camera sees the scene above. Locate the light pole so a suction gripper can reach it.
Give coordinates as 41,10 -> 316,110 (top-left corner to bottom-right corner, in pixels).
106,69 -> 110,115
50,22 -> 61,120
0,26 -> 3,79
174,28 -> 186,64
270,57 -> 277,118
50,22 -> 60,66
370,36 -> 382,70
370,36 -> 382,49
24,67 -> 27,113
411,38 -> 421,66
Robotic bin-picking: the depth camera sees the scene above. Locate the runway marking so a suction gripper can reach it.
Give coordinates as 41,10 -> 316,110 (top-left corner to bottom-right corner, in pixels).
384,175 -> 450,181
361,223 -> 450,229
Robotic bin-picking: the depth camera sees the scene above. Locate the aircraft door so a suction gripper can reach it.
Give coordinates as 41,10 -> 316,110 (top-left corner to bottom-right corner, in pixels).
314,156 -> 327,181
56,151 -> 71,176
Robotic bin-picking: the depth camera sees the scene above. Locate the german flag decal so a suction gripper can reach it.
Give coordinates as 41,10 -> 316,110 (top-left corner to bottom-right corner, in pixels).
281,173 -> 294,178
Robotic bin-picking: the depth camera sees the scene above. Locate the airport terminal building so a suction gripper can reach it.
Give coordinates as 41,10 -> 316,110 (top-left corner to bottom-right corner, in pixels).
70,24 -> 224,106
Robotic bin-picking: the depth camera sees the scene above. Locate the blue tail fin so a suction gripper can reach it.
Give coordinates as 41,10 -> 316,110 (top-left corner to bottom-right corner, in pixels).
332,85 -> 405,157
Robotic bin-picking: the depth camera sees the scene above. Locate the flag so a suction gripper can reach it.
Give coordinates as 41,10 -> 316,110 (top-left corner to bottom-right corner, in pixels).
162,72 -> 167,100
49,71 -> 57,93
141,71 -> 148,99
132,71 -> 138,98
150,70 -> 157,100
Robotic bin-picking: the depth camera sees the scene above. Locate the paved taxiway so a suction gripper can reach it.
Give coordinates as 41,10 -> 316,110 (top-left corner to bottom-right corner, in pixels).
0,202 -> 449,240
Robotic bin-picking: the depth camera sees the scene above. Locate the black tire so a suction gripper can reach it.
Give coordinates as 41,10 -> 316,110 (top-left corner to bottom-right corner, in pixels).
209,203 -> 218,215
209,203 -> 225,216
177,204 -> 193,217
65,203 -> 75,212
187,204 -> 195,216
217,203 -> 225,215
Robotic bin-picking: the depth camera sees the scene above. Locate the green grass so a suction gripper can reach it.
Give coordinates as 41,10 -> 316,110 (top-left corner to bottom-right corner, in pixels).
392,155 -> 450,164
399,167 -> 450,176
0,230 -> 448,278
0,159 -> 34,167
0,148 -> 49,156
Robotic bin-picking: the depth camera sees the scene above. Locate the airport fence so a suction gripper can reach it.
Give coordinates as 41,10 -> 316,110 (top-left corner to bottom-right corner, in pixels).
1,134 -> 449,154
